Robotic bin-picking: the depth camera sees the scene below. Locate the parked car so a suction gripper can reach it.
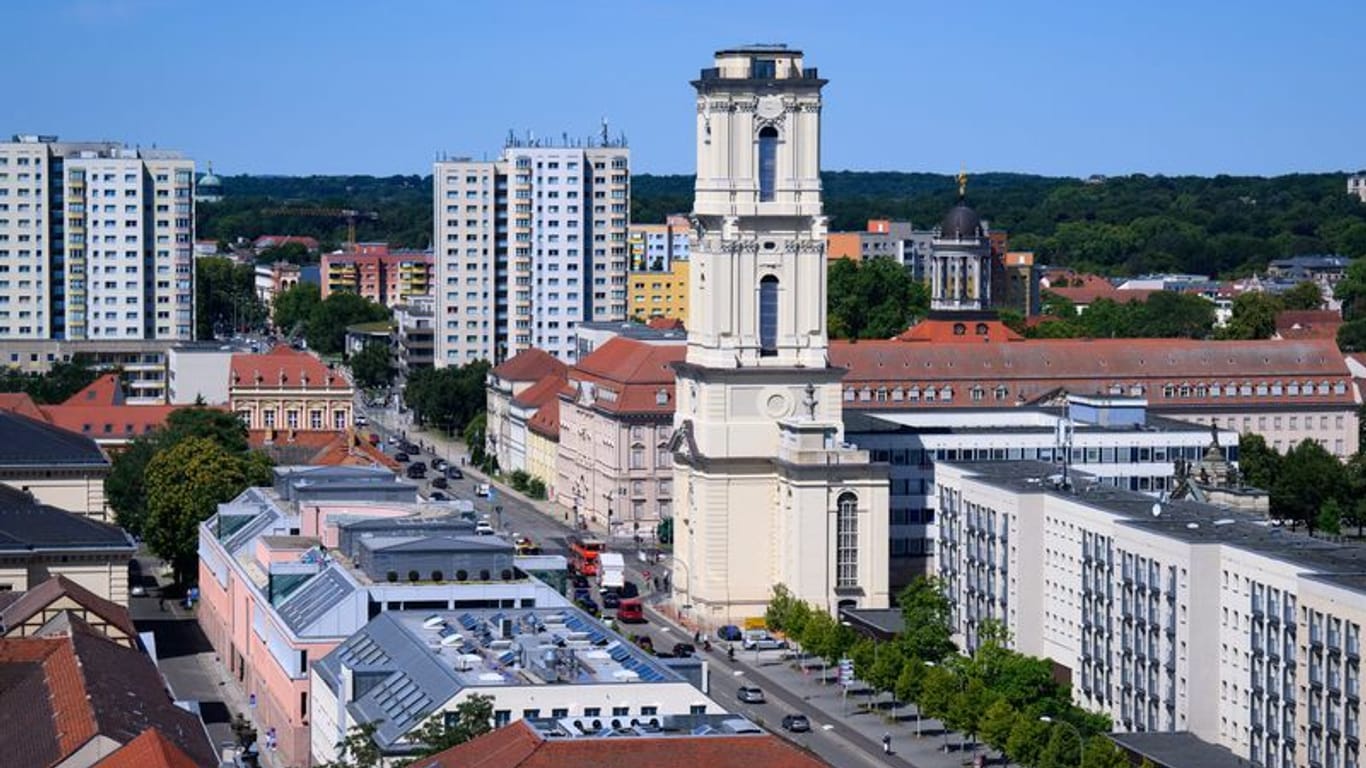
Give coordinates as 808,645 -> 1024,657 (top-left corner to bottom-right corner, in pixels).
781,714 -> 811,733
430,491 -> 447,501
401,442 -> 420,455
394,452 -> 410,463
601,591 -> 622,610
616,598 -> 645,623
475,522 -> 495,536
742,630 -> 788,651
475,483 -> 491,497
406,463 -> 426,479
736,685 -> 766,704
387,436 -> 400,446
431,476 -> 448,489
577,597 -> 600,617
446,467 -> 464,480
672,642 -> 696,658
354,415 -> 368,427
432,458 -> 448,471
571,573 -> 590,589
717,624 -> 743,642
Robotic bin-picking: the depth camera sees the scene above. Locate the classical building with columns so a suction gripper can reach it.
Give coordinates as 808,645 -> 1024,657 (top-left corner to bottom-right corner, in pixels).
929,187 -> 993,312
670,46 -> 890,623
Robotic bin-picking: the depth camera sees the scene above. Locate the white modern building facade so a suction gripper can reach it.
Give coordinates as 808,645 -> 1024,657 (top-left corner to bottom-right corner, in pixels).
845,396 -> 1241,586
0,134 -> 195,341
670,46 -> 890,624
935,460 -> 1366,768
433,141 -> 630,366
1349,173 -> 1365,203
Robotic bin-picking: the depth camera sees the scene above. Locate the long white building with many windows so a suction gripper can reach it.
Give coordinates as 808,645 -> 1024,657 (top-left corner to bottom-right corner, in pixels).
433,140 -> 629,366
935,460 -> 1366,768
0,134 -> 195,340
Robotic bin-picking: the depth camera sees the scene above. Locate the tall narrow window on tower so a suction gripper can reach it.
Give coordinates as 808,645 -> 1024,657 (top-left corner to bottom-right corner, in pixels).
759,275 -> 779,356
757,126 -> 778,203
836,492 -> 859,587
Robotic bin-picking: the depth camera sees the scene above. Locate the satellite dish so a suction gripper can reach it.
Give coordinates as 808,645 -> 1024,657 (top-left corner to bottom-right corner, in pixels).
1151,503 -> 1162,518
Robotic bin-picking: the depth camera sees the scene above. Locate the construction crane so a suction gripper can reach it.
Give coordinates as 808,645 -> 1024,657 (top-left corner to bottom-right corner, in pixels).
262,207 -> 379,252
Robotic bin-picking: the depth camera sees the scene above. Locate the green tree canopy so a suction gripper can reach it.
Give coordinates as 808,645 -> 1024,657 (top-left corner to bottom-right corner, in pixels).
144,437 -> 250,582
1081,735 -> 1133,768
1282,280 -> 1324,310
307,292 -> 391,355
405,693 -> 494,759
1220,292 -> 1283,340
196,256 -> 267,340
827,257 -> 930,340
1039,722 -> 1085,768
273,282 -> 322,337
0,360 -> 100,404
256,241 -> 313,266
1237,432 -> 1281,490
979,698 -> 1019,758
1271,439 -> 1349,532
407,361 -> 492,435
349,342 -> 394,390
897,577 -> 955,663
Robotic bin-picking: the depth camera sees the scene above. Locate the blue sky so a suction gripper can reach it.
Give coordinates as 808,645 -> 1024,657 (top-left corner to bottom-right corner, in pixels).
5,0 -> 1362,178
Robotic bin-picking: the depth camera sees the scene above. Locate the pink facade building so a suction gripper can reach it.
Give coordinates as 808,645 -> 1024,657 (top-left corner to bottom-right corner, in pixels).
197,466 -> 567,766
321,244 -> 433,308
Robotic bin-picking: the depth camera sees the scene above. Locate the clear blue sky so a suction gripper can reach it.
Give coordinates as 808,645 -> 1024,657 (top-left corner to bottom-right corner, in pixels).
6,0 -> 1363,178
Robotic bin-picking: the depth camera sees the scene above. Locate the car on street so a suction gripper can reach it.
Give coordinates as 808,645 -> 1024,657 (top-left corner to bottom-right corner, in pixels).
354,415 -> 368,426
672,642 -> 696,658
576,597 -> 600,617
430,476 -> 448,489
446,467 -> 464,480
476,483 -> 491,497
742,629 -> 788,651
475,522 -> 495,536
601,591 -> 621,610
781,714 -> 811,733
717,624 -> 743,642
401,442 -> 420,455
430,491 -> 447,501
394,452 -> 410,463
432,458 -> 448,471
616,598 -> 645,623
571,573 -> 590,589
736,686 -> 766,704
387,436 -> 400,446
406,464 -> 426,479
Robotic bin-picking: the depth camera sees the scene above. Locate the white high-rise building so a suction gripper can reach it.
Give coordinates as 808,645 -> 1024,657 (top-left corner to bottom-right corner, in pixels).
0,134 -> 195,340
670,46 -> 890,622
433,141 -> 630,365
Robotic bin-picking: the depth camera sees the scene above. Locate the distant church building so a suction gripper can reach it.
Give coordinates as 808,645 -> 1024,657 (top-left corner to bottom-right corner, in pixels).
929,179 -> 993,312
670,46 -> 890,623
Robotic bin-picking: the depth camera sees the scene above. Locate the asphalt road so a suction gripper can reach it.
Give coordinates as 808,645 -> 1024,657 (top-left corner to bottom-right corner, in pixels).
361,405 -> 917,768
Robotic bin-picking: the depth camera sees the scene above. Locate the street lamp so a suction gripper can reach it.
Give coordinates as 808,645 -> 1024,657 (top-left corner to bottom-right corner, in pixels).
1038,716 -> 1084,765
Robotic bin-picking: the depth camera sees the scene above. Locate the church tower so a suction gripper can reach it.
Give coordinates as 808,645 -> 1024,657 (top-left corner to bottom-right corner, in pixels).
671,47 -> 889,623
929,174 -> 993,312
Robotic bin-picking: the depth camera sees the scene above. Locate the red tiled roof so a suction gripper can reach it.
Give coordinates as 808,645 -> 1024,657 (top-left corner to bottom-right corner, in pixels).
896,317 -> 1025,343
831,338 -> 1354,410
511,373 -> 567,409
527,397 -> 560,439
563,338 -> 685,415
493,349 -> 568,383
0,575 -> 136,641
230,346 -> 348,390
248,429 -> 399,469
1045,276 -> 1158,306
0,392 -> 47,421
93,727 -> 206,768
646,317 -> 685,331
1276,310 -> 1342,340
415,720 -> 831,768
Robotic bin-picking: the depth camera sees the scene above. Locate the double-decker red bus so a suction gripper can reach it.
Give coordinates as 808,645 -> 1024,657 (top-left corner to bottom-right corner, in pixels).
567,535 -> 606,576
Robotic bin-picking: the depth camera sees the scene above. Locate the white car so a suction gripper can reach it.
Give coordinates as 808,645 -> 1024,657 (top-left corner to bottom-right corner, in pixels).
475,522 -> 496,536
741,630 -> 788,651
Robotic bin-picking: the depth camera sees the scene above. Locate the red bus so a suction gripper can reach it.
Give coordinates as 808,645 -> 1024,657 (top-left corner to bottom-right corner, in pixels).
616,598 -> 645,623
567,536 -> 606,576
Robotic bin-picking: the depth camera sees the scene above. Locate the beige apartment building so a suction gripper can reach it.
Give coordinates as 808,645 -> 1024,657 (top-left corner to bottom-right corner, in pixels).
229,346 -> 354,433
0,134 -> 195,341
434,141 -> 630,366
934,460 -> 1366,768
554,337 -> 683,536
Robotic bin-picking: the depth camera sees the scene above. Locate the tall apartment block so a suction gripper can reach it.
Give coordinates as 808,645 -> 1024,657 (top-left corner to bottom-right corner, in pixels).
434,139 -> 630,365
0,134 -> 195,341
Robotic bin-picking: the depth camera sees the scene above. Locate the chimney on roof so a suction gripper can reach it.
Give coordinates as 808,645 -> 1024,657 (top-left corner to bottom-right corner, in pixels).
279,369 -> 287,386
301,368 -> 309,386
254,369 -> 263,385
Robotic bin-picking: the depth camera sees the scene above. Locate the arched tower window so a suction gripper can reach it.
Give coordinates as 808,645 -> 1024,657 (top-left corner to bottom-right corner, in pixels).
759,275 -> 779,356
836,492 -> 859,587
757,126 -> 779,202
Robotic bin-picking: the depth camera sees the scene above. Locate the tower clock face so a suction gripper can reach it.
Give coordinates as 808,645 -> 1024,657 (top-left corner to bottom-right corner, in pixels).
757,95 -> 783,120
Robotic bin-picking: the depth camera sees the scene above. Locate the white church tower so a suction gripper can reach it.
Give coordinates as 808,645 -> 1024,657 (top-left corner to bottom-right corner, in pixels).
671,47 -> 890,623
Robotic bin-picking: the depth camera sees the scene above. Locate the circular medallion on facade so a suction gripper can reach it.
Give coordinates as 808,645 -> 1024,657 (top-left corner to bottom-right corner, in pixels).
765,392 -> 791,418
757,95 -> 783,121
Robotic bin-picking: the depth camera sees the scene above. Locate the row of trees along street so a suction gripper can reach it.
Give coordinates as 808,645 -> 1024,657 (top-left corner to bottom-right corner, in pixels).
765,580 -> 1149,768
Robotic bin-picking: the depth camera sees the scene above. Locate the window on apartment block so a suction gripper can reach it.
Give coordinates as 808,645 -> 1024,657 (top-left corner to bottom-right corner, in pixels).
759,275 -> 779,356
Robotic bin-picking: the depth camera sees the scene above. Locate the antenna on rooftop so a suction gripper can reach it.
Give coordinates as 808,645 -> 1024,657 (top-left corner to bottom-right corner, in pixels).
601,116 -> 609,147
1054,414 -> 1074,489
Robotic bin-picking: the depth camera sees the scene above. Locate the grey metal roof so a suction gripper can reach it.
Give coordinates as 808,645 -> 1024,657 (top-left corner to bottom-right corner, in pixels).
359,535 -> 514,555
0,411 -> 107,468
0,486 -> 133,553
275,565 -> 357,635
1108,732 -> 1246,768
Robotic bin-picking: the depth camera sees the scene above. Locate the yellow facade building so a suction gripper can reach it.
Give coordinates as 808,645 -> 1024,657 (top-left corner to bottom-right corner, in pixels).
628,260 -> 690,325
